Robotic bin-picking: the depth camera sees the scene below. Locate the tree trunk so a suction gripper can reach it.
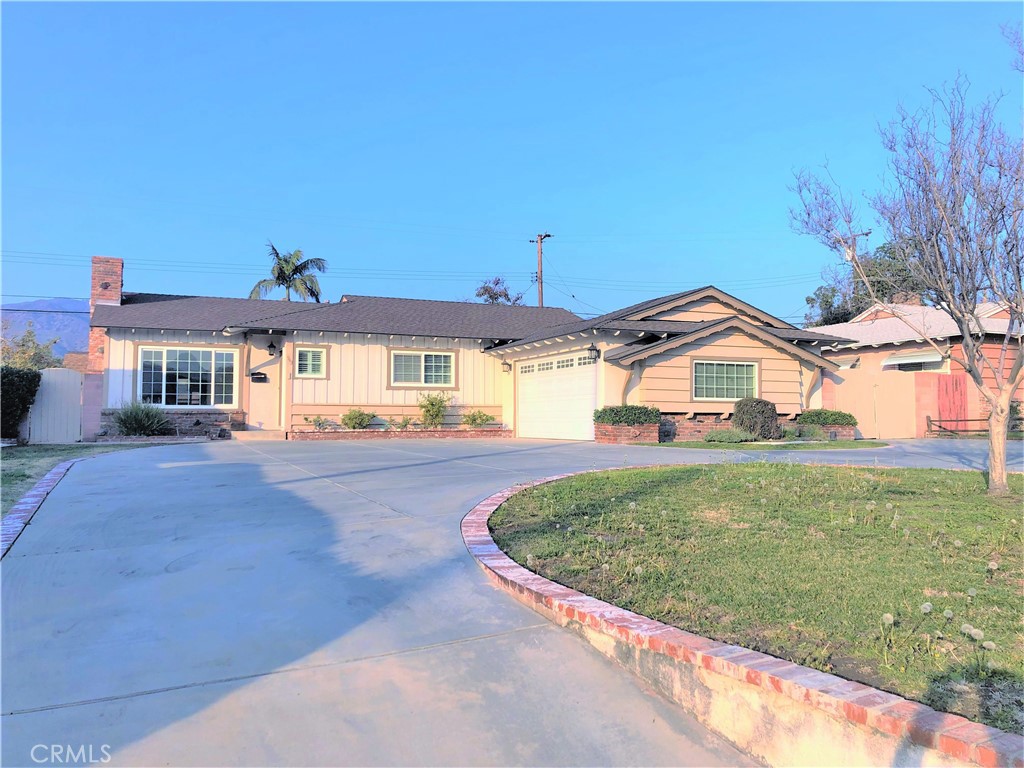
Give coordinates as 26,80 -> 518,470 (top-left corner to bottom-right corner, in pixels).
987,398 -> 1010,495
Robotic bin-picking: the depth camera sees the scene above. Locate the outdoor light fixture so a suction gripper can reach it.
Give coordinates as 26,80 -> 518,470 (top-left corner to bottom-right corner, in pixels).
266,341 -> 278,357
587,343 -> 600,362
502,360 -> 512,373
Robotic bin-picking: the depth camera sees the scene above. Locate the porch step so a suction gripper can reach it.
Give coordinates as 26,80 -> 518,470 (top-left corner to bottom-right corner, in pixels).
231,430 -> 287,441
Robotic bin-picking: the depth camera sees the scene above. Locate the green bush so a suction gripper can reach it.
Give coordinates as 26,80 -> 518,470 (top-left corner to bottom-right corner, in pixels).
1009,401 -> 1021,431
704,428 -> 757,443
303,415 -> 338,431
593,405 -> 661,425
113,401 -> 172,437
796,424 -> 827,440
462,410 -> 496,428
418,392 -> 452,429
387,416 -> 414,431
340,408 -> 376,430
797,408 -> 858,427
0,366 -> 42,438
733,397 -> 782,440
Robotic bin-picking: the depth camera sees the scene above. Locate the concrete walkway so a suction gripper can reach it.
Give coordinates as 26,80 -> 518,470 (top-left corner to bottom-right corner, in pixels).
2,439 -> 1019,766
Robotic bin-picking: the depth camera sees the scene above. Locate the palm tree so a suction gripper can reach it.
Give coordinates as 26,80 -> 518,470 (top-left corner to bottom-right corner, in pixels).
249,242 -> 328,302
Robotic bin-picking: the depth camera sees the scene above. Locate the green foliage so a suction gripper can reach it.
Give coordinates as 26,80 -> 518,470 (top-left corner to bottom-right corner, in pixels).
804,243 -> 929,326
112,402 -> 171,437
1010,401 -> 1022,431
387,416 -> 414,431
733,398 -> 782,440
462,410 -> 497,428
704,428 -> 757,443
1,366 -> 42,438
418,392 -> 452,429
1,321 -> 63,370
340,408 -> 376,430
475,277 -> 524,305
593,405 -> 661,425
490,464 -> 1024,731
249,241 -> 328,302
798,408 -> 858,427
303,415 -> 338,431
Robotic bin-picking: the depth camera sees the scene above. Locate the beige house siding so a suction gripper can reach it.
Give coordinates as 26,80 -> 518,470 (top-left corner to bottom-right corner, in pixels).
636,328 -> 814,416
647,298 -> 766,325
104,329 -> 247,408
287,333 -> 505,430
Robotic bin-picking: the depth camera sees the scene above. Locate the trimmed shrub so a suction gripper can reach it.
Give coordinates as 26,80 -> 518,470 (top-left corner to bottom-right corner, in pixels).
113,402 -> 172,437
304,415 -> 338,431
462,410 -> 496,428
733,397 -> 782,440
1,366 -> 42,438
387,416 -> 414,431
704,428 -> 757,443
593,405 -> 661,425
340,408 -> 376,430
797,408 -> 858,427
418,392 -> 452,429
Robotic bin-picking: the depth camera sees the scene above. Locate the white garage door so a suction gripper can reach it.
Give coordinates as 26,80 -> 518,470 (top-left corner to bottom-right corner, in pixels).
517,353 -> 598,440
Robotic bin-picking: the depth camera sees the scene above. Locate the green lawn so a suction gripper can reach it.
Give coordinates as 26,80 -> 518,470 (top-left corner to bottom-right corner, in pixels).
643,440 -> 887,450
1,444 -> 159,517
490,464 -> 1023,732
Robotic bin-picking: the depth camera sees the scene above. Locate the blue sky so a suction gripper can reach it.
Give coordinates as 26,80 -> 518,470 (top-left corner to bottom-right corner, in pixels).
3,2 -> 1021,322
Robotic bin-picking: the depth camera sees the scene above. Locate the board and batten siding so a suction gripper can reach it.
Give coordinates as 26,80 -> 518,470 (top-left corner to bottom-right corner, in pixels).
288,333 -> 505,427
103,329 -> 245,408
638,328 -> 814,415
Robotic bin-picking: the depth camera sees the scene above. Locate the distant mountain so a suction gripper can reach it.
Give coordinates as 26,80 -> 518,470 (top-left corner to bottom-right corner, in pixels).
1,298 -> 90,358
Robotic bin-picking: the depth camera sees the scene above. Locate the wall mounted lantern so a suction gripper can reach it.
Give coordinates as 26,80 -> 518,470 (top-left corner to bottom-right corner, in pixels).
587,343 -> 601,362
501,360 -> 513,373
267,341 -> 279,357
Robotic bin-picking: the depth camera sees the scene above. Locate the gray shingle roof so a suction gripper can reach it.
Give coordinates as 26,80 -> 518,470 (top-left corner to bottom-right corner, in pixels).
91,292 -> 580,340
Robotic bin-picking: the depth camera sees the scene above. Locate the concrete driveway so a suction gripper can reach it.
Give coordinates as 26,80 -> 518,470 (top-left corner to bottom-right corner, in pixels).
3,438 -> 1020,766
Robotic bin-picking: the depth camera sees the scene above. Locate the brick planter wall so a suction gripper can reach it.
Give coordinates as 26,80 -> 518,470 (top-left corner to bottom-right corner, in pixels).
821,424 -> 856,441
101,408 -> 245,438
594,423 -> 660,444
289,428 -> 512,440
661,415 -> 859,443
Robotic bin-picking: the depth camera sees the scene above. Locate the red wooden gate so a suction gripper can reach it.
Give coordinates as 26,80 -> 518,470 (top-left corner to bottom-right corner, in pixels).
937,374 -> 969,425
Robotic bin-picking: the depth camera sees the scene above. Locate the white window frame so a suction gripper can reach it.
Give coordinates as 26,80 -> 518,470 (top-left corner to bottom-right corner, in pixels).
389,350 -> 456,388
137,346 -> 239,409
295,347 -> 327,379
692,360 -> 758,401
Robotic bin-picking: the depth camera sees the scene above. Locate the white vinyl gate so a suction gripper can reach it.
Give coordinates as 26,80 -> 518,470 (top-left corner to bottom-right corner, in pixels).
26,368 -> 83,443
516,353 -> 598,440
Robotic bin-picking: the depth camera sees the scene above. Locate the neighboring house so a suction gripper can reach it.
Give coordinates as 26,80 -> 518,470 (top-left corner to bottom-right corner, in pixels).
84,256 -> 847,441
814,302 -> 1020,439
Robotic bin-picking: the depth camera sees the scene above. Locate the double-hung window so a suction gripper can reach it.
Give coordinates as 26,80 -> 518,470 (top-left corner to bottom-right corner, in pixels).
390,350 -> 455,387
139,347 -> 237,407
693,361 -> 757,400
296,347 -> 326,378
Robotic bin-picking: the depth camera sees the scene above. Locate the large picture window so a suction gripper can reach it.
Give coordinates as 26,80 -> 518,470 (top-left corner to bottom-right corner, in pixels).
139,347 -> 237,407
390,351 -> 455,387
693,361 -> 757,400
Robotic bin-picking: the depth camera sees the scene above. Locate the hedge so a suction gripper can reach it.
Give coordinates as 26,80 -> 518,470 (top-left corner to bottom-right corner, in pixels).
733,397 -> 782,440
593,405 -> 661,425
797,408 -> 858,427
1,366 -> 42,438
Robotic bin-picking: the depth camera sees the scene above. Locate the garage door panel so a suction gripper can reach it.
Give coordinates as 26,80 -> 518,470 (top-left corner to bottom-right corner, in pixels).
517,355 -> 597,440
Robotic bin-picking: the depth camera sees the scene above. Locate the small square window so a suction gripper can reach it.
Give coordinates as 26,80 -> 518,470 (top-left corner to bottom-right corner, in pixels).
296,348 -> 326,378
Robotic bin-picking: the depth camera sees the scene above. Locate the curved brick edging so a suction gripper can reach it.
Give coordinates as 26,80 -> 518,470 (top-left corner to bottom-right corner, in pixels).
461,470 -> 1024,768
1,459 -> 81,559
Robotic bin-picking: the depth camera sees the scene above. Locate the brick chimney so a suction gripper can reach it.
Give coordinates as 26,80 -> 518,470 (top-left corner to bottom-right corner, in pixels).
84,256 -> 123,441
91,256 -> 123,307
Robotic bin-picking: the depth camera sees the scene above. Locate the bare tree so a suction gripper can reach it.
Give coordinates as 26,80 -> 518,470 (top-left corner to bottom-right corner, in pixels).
791,79 -> 1023,495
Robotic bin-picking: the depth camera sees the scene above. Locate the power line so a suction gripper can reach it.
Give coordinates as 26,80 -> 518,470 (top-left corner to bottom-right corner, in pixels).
1,308 -> 90,315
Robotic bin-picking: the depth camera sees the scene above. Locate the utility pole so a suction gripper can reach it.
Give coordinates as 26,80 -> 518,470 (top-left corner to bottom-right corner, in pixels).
530,232 -> 552,307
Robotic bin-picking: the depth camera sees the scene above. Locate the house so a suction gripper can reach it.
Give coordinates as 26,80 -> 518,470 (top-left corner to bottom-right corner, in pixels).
84,256 -> 848,441
813,302 -> 1020,439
